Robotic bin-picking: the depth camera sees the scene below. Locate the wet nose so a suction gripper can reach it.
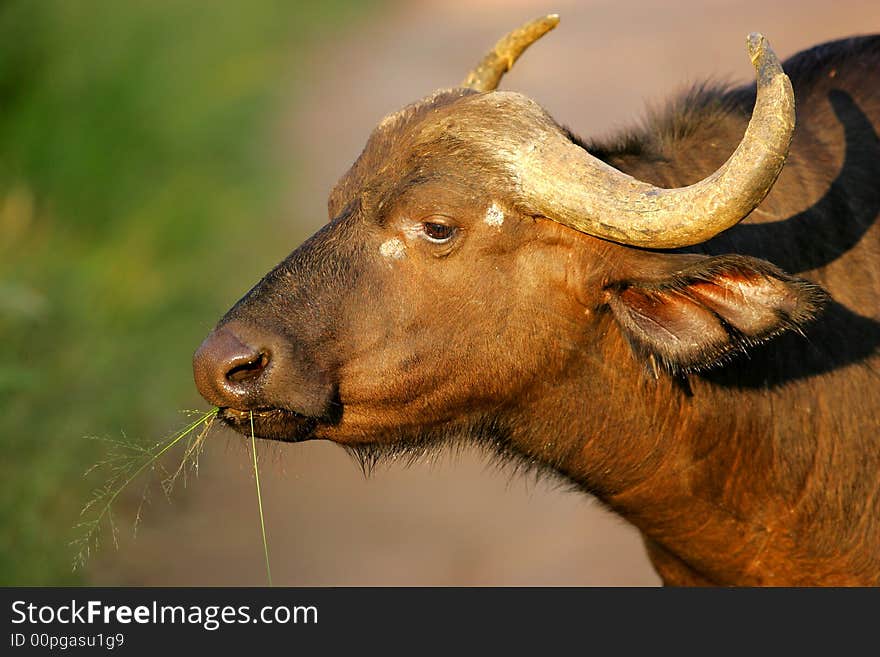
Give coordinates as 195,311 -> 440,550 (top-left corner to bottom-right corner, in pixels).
192,326 -> 270,408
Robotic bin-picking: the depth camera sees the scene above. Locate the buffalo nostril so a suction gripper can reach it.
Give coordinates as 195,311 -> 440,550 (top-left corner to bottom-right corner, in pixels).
193,326 -> 274,408
226,351 -> 270,384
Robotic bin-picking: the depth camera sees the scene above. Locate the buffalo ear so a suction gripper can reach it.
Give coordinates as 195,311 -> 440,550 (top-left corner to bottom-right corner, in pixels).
605,254 -> 828,373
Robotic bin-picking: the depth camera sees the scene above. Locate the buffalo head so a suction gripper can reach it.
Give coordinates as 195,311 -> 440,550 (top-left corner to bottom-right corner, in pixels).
193,16 -> 825,454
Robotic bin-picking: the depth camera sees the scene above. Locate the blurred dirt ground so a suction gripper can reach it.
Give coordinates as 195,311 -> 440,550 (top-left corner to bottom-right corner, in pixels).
92,0 -> 880,586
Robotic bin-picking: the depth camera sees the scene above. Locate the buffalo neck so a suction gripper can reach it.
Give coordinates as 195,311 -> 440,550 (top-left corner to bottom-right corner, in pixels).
503,312 -> 877,586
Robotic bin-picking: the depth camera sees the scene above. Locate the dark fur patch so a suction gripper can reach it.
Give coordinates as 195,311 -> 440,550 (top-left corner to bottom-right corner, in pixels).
576,81 -> 754,163
579,35 -> 880,166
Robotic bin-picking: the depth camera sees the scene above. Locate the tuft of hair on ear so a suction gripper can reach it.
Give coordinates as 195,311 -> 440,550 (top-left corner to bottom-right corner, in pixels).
605,254 -> 829,374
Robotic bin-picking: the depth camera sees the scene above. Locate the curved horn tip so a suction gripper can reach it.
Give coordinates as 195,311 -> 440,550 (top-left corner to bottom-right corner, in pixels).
746,32 -> 783,72
538,13 -> 561,30
462,14 -> 561,91
746,32 -> 767,63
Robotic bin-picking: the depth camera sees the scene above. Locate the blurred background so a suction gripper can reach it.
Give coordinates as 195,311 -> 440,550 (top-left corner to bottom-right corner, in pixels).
2,0 -> 878,586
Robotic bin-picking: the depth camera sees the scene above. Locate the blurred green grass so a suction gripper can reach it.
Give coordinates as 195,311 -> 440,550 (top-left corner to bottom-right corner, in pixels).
0,0 -> 369,584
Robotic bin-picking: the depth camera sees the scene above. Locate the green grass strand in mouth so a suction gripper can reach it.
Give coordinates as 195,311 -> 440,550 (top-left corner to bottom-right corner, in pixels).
75,407 -> 275,585
251,411 -> 273,587
72,408 -> 217,570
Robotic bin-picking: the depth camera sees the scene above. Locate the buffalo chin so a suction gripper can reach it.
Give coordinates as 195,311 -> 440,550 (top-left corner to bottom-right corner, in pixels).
218,407 -> 317,442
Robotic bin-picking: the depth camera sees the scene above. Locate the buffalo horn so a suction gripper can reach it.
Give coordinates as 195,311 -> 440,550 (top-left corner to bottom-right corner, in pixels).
511,33 -> 796,248
462,14 -> 560,92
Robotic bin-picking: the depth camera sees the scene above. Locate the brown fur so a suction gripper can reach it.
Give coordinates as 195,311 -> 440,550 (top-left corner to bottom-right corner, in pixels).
196,36 -> 880,585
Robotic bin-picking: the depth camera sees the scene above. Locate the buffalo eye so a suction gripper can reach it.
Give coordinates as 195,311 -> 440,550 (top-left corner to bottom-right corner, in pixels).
421,221 -> 456,243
